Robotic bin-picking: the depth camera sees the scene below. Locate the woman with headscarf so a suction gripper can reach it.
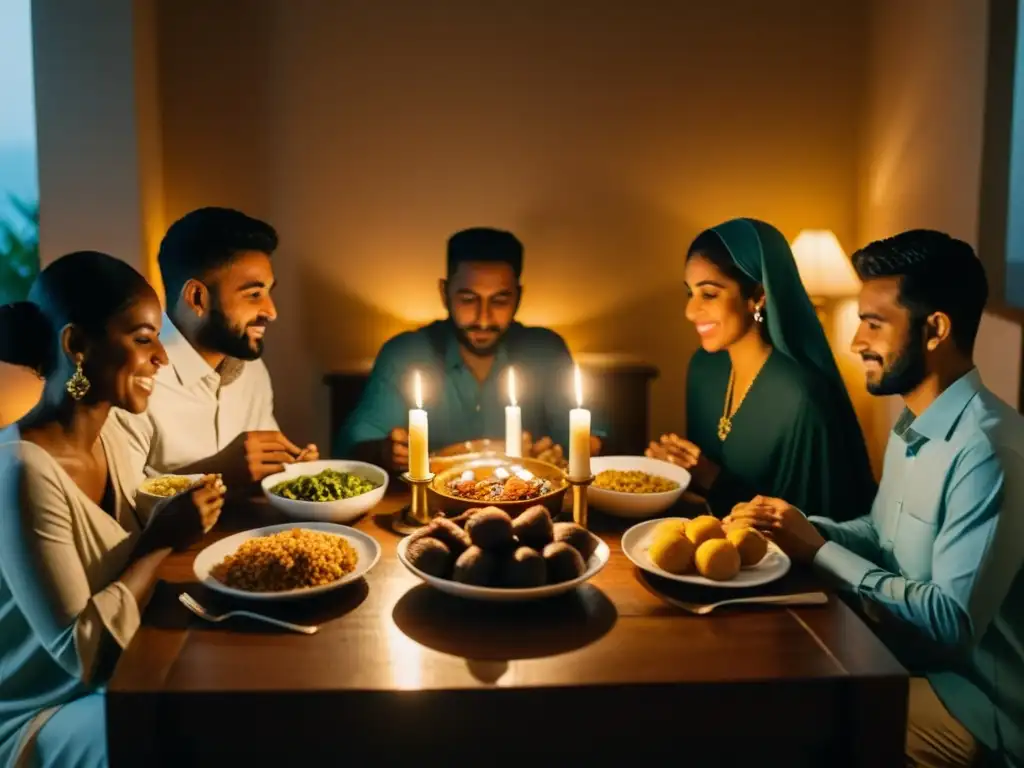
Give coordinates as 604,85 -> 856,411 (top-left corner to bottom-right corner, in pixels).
647,218 -> 876,521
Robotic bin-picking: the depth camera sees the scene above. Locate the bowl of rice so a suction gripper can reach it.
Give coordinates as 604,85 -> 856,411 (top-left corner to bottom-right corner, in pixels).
586,456 -> 691,518
261,460 -> 388,524
135,474 -> 204,523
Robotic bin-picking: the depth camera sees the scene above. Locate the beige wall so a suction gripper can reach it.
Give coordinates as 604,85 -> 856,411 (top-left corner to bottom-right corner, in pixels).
857,0 -> 1021,463
35,0 -> 1016,464
32,0 -> 163,274
156,0 -> 868,450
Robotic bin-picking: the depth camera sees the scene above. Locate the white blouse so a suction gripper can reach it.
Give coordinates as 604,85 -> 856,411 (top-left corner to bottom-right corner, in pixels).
0,422 -> 142,768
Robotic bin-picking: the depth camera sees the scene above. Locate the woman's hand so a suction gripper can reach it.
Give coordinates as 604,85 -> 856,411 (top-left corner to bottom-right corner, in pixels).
144,474 -> 226,553
645,433 -> 720,489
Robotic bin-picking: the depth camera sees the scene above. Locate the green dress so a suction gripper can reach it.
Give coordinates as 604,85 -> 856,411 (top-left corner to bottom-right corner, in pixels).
687,349 -> 875,520
682,218 -> 876,521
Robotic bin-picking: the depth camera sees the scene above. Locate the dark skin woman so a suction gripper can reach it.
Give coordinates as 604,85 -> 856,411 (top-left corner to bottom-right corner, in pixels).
0,251 -> 225,767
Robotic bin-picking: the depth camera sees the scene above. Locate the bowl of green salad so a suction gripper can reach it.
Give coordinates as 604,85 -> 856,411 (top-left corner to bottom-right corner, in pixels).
261,460 -> 389,523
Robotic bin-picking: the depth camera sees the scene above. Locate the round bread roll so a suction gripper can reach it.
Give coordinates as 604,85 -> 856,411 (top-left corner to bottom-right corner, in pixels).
726,526 -> 768,567
694,539 -> 741,581
651,518 -> 687,541
648,529 -> 695,574
686,515 -> 725,548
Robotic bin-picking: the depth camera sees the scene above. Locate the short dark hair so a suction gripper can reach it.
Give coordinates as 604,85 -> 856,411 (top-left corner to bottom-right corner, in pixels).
0,251 -> 153,377
852,229 -> 988,355
158,207 -> 278,308
446,227 -> 523,279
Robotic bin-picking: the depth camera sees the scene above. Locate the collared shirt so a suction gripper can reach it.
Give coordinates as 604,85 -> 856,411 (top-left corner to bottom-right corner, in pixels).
810,369 -> 1024,763
334,320 -> 602,456
109,317 -> 278,490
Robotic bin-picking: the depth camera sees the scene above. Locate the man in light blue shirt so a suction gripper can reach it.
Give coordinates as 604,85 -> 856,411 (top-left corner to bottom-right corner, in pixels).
728,230 -> 1024,767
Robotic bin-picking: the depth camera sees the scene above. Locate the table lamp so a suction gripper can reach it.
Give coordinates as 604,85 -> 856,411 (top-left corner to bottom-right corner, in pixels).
790,229 -> 861,307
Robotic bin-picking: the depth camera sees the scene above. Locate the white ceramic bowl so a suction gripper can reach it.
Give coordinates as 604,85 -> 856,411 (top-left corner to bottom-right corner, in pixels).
587,456 -> 691,518
396,533 -> 610,602
193,522 -> 381,601
261,460 -> 389,524
135,473 -> 204,523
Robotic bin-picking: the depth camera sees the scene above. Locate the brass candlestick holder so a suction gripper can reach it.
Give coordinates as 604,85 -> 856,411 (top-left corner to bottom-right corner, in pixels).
568,475 -> 594,530
392,471 -> 435,535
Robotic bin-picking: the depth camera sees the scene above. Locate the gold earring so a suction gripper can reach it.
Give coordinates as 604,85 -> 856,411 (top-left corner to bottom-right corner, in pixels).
66,360 -> 90,401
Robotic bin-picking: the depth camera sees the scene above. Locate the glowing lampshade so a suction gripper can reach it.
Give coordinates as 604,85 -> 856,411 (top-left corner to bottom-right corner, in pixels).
790,229 -> 861,301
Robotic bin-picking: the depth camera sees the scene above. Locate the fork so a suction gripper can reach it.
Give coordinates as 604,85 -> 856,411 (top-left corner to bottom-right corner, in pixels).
659,591 -> 829,615
178,593 -> 318,634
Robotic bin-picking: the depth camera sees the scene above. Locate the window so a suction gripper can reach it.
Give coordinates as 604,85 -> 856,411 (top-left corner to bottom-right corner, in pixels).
0,0 -> 38,304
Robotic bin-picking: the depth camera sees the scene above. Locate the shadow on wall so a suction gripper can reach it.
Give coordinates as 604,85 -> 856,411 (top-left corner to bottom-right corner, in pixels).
299,256 -> 414,366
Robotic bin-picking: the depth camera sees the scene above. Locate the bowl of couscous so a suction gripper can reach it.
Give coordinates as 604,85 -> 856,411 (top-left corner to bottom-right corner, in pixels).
586,456 -> 691,519
135,474 -> 205,522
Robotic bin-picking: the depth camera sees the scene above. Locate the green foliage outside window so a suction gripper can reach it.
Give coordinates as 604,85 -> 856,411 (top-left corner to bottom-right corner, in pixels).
0,196 -> 39,304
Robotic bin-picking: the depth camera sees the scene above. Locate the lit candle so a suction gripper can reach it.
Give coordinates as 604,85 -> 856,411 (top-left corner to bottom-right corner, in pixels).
408,371 -> 429,479
568,364 -> 591,481
505,367 -> 522,458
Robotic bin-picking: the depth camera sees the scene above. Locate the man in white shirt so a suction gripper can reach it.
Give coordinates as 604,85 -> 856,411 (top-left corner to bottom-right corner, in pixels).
111,207 -> 317,501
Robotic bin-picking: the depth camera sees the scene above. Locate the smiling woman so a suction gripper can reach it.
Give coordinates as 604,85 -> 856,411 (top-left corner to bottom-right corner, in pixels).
647,218 -> 876,522
0,251 -> 228,768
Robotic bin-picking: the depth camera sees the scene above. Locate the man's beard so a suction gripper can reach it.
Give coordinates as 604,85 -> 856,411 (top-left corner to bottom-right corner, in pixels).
197,305 -> 267,361
864,322 -> 927,397
447,311 -> 507,357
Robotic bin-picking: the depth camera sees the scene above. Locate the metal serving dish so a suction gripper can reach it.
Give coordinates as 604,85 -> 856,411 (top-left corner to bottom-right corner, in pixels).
429,439 -> 502,474
428,455 -> 568,517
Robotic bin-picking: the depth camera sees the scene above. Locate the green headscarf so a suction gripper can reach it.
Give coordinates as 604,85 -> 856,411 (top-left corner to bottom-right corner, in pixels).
706,217 -> 847,395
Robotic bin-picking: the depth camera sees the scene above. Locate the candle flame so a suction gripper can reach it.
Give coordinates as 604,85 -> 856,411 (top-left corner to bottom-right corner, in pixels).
508,367 -> 517,406
574,364 -> 583,408
414,370 -> 423,409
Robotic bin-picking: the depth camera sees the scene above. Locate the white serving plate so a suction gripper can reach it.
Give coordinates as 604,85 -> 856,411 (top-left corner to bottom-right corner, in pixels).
261,459 -> 388,524
587,456 -> 691,518
193,521 -> 381,601
396,534 -> 610,602
621,517 -> 790,588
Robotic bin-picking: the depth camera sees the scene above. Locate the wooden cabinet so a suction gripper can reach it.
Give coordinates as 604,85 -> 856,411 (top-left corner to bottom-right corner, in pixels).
323,354 -> 659,456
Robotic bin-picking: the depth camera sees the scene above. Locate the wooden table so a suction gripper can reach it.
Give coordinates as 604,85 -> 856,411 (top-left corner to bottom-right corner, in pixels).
108,493 -> 908,766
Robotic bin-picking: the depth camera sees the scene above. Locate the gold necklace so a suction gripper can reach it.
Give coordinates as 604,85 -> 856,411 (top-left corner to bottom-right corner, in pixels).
717,356 -> 770,441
